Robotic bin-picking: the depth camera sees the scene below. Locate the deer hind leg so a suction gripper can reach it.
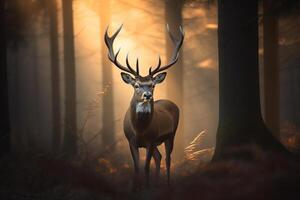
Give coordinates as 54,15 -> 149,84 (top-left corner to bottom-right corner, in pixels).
145,146 -> 154,186
152,147 -> 162,182
165,137 -> 174,185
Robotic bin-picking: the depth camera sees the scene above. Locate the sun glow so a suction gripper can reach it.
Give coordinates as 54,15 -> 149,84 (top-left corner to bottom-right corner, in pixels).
72,0 -> 218,150
74,0 -> 169,137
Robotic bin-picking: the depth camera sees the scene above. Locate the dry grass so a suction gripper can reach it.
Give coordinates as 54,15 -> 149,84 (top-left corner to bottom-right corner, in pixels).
1,144 -> 300,200
280,121 -> 300,153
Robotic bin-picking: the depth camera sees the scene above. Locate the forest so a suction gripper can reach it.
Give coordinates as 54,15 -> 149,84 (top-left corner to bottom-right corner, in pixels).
1,0 -> 300,199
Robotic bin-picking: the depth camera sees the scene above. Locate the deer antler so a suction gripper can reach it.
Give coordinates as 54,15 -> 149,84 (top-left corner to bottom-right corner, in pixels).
149,25 -> 184,76
105,25 -> 139,76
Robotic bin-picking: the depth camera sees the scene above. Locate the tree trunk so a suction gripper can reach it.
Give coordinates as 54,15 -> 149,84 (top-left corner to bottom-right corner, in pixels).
48,0 -> 61,154
100,0 -> 115,147
165,0 -> 184,159
62,0 -> 77,156
213,0 -> 287,161
0,0 -> 10,156
263,0 -> 279,137
292,64 -> 300,130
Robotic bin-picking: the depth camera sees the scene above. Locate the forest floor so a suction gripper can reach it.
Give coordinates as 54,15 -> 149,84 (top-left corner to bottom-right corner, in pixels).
1,147 -> 300,200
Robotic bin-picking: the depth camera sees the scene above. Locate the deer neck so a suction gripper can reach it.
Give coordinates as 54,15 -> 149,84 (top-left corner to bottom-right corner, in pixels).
130,96 -> 154,133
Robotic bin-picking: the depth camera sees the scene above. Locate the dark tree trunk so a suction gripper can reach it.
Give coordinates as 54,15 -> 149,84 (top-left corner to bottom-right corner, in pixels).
27,26 -> 39,151
62,0 -> 77,156
48,0 -> 61,154
165,0 -> 184,159
100,0 -> 115,147
0,0 -> 10,156
292,65 -> 300,130
213,0 -> 287,161
263,0 -> 279,136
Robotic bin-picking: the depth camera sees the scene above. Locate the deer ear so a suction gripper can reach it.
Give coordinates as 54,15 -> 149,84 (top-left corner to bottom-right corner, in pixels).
153,72 -> 167,84
121,72 -> 135,85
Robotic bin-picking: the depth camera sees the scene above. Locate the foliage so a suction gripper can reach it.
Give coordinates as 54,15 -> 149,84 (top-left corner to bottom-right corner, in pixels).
280,121 -> 300,153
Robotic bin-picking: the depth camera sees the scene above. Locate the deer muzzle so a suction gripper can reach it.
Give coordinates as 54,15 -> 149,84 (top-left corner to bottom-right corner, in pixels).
142,91 -> 153,101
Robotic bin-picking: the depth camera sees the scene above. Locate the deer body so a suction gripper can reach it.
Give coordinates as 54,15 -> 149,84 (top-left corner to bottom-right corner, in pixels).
104,25 -> 184,186
124,99 -> 179,148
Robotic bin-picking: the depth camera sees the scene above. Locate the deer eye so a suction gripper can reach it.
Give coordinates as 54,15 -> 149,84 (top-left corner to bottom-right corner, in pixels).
134,84 -> 139,89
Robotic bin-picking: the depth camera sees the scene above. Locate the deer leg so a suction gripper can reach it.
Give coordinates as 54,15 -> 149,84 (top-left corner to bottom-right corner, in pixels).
129,143 -> 139,173
129,142 -> 140,190
145,146 -> 154,186
152,147 -> 162,183
165,137 -> 174,185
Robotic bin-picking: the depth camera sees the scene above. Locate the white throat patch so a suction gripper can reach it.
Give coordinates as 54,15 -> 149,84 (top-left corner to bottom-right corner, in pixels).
136,102 -> 151,113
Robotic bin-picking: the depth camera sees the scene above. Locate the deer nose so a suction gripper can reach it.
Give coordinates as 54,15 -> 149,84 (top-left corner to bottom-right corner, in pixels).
143,92 -> 152,100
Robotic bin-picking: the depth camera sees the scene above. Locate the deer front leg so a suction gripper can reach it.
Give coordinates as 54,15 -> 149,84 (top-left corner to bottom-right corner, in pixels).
152,147 -> 162,182
145,145 -> 154,186
129,142 -> 139,173
129,142 -> 140,189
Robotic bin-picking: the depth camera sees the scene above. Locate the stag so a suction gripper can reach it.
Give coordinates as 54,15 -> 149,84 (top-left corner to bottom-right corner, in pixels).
104,25 -> 184,185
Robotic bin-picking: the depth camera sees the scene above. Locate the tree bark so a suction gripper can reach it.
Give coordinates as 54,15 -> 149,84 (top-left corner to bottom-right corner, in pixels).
213,0 -> 287,161
100,0 -> 115,147
165,0 -> 185,159
62,0 -> 77,156
48,0 -> 61,154
263,0 -> 280,137
0,0 -> 10,156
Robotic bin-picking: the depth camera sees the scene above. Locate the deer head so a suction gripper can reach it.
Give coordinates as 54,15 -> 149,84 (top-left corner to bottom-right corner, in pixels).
104,25 -> 184,105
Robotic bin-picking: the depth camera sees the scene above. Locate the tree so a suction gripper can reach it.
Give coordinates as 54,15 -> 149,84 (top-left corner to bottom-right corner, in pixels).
99,0 -> 115,147
213,0 -> 287,161
62,0 -> 77,156
48,0 -> 61,154
0,0 -> 10,156
165,0 -> 185,159
263,0 -> 279,136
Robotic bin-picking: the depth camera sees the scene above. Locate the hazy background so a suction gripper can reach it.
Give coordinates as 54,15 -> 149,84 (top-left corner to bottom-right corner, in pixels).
6,0 -> 300,159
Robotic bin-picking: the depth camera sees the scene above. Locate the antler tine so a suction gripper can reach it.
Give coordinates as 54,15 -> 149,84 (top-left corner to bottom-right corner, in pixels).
104,25 -> 139,76
136,58 -> 139,76
167,24 -> 176,44
150,25 -> 184,76
104,25 -> 123,62
125,53 -> 138,75
149,55 -> 161,75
